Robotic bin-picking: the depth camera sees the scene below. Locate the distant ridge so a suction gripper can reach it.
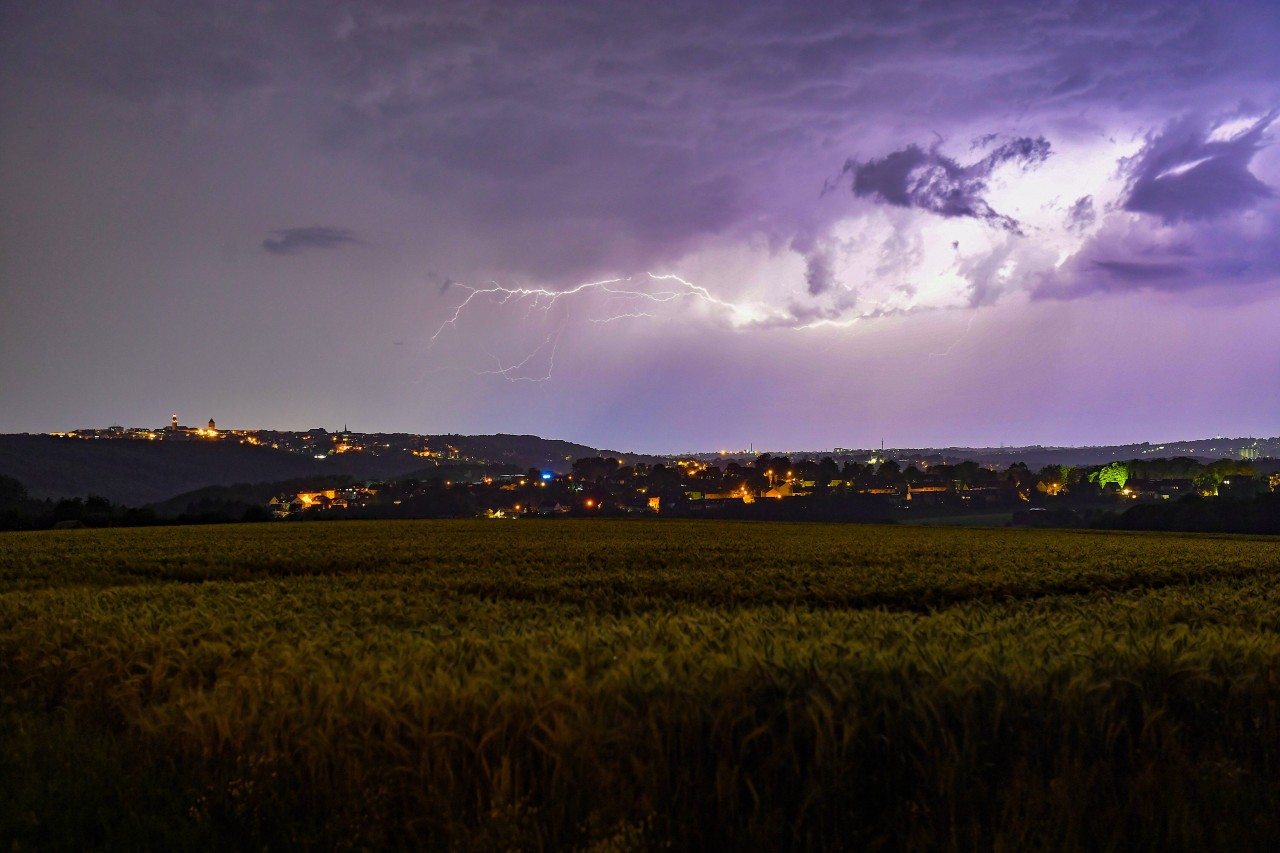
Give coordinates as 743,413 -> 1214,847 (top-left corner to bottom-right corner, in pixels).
0,435 -> 412,506
688,436 -> 1279,469
0,433 -> 660,506
0,431 -> 1272,507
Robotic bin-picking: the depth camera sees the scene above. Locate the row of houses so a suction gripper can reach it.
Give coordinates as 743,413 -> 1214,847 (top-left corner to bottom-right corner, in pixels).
686,481 -> 1015,506
267,486 -> 379,517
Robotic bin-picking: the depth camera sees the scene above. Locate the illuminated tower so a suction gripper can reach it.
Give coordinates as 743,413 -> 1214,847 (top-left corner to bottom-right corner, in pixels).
171,413 -> 178,431
208,418 -> 216,430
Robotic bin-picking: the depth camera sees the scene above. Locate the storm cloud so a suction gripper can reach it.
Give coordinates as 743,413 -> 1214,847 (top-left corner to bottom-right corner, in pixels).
1122,112 -> 1277,222
844,137 -> 1052,235
3,0 -> 1280,448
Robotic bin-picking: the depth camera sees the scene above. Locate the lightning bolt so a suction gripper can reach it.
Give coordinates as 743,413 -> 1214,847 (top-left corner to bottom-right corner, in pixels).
428,272 -> 785,343
479,324 -> 565,382
427,271 -> 882,380
795,316 -> 862,331
928,312 -> 978,357
428,276 -> 633,345
588,312 -> 655,323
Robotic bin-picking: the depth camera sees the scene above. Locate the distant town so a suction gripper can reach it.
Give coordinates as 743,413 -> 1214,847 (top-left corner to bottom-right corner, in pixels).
54,415 -> 456,462
1,416 -> 1276,534
46,413 -> 1280,468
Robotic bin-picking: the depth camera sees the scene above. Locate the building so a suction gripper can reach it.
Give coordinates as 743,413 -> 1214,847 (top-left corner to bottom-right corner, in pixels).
162,413 -> 222,440
905,484 -> 951,504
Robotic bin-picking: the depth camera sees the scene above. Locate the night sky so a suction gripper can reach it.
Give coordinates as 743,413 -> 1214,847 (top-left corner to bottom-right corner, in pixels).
2,1 -> 1278,453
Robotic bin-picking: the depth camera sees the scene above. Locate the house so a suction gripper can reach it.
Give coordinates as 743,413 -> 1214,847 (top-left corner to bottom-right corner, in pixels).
1219,476 -> 1263,497
1132,479 -> 1197,500
905,483 -> 951,504
687,496 -> 749,513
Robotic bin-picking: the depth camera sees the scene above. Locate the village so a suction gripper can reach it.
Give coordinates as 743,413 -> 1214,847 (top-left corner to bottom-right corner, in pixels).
262,453 -> 1278,523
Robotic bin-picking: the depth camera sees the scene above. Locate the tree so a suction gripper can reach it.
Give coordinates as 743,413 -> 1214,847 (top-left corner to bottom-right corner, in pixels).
952,461 -> 985,488
52,497 -> 85,523
0,475 -> 29,511
0,475 -> 34,530
1004,462 -> 1033,489
1089,462 -> 1129,490
572,457 -> 614,483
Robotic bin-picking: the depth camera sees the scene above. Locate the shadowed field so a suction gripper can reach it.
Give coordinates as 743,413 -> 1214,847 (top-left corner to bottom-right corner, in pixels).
3,520 -> 1279,850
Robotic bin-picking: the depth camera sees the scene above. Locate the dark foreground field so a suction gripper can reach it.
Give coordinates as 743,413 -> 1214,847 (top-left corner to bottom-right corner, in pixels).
2,520 -> 1280,851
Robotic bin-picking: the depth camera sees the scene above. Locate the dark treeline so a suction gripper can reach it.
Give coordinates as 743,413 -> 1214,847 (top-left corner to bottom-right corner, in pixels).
1014,493 -> 1280,535
0,474 -> 272,530
1105,492 -> 1280,535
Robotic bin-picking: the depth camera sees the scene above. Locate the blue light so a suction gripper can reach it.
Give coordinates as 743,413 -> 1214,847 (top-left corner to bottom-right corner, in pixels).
541,471 -> 553,481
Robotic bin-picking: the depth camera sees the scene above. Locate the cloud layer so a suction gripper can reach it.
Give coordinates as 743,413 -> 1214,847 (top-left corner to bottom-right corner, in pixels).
2,0 -> 1279,446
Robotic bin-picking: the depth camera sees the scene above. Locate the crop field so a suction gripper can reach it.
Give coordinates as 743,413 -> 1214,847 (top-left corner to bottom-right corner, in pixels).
2,520 -> 1280,851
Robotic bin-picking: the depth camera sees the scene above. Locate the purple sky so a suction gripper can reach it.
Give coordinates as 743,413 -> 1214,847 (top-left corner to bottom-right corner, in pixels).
2,1 -> 1278,453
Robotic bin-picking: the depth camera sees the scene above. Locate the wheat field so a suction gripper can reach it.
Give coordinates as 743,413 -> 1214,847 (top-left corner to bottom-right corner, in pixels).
3,520 -> 1279,850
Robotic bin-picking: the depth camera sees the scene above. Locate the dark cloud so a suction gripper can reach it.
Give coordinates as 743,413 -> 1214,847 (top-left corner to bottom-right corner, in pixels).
843,136 -> 1051,234
9,1 -> 1278,286
427,272 -> 456,294
1092,260 -> 1188,281
1036,208 -> 1280,300
262,226 -> 360,255
1122,112 -> 1276,222
1034,109 -> 1280,301
804,250 -> 835,296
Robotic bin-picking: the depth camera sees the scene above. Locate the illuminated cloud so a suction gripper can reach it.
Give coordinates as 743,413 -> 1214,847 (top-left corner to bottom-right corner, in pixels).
843,137 -> 1052,235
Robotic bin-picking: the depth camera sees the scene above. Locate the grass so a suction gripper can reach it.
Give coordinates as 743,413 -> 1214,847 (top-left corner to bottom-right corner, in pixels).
898,511 -> 1016,526
2,519 -> 1279,850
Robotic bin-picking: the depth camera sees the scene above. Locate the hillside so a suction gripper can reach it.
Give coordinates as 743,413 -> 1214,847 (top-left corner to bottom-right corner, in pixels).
427,433 -> 662,471
0,436 -> 422,506
0,433 -> 662,506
